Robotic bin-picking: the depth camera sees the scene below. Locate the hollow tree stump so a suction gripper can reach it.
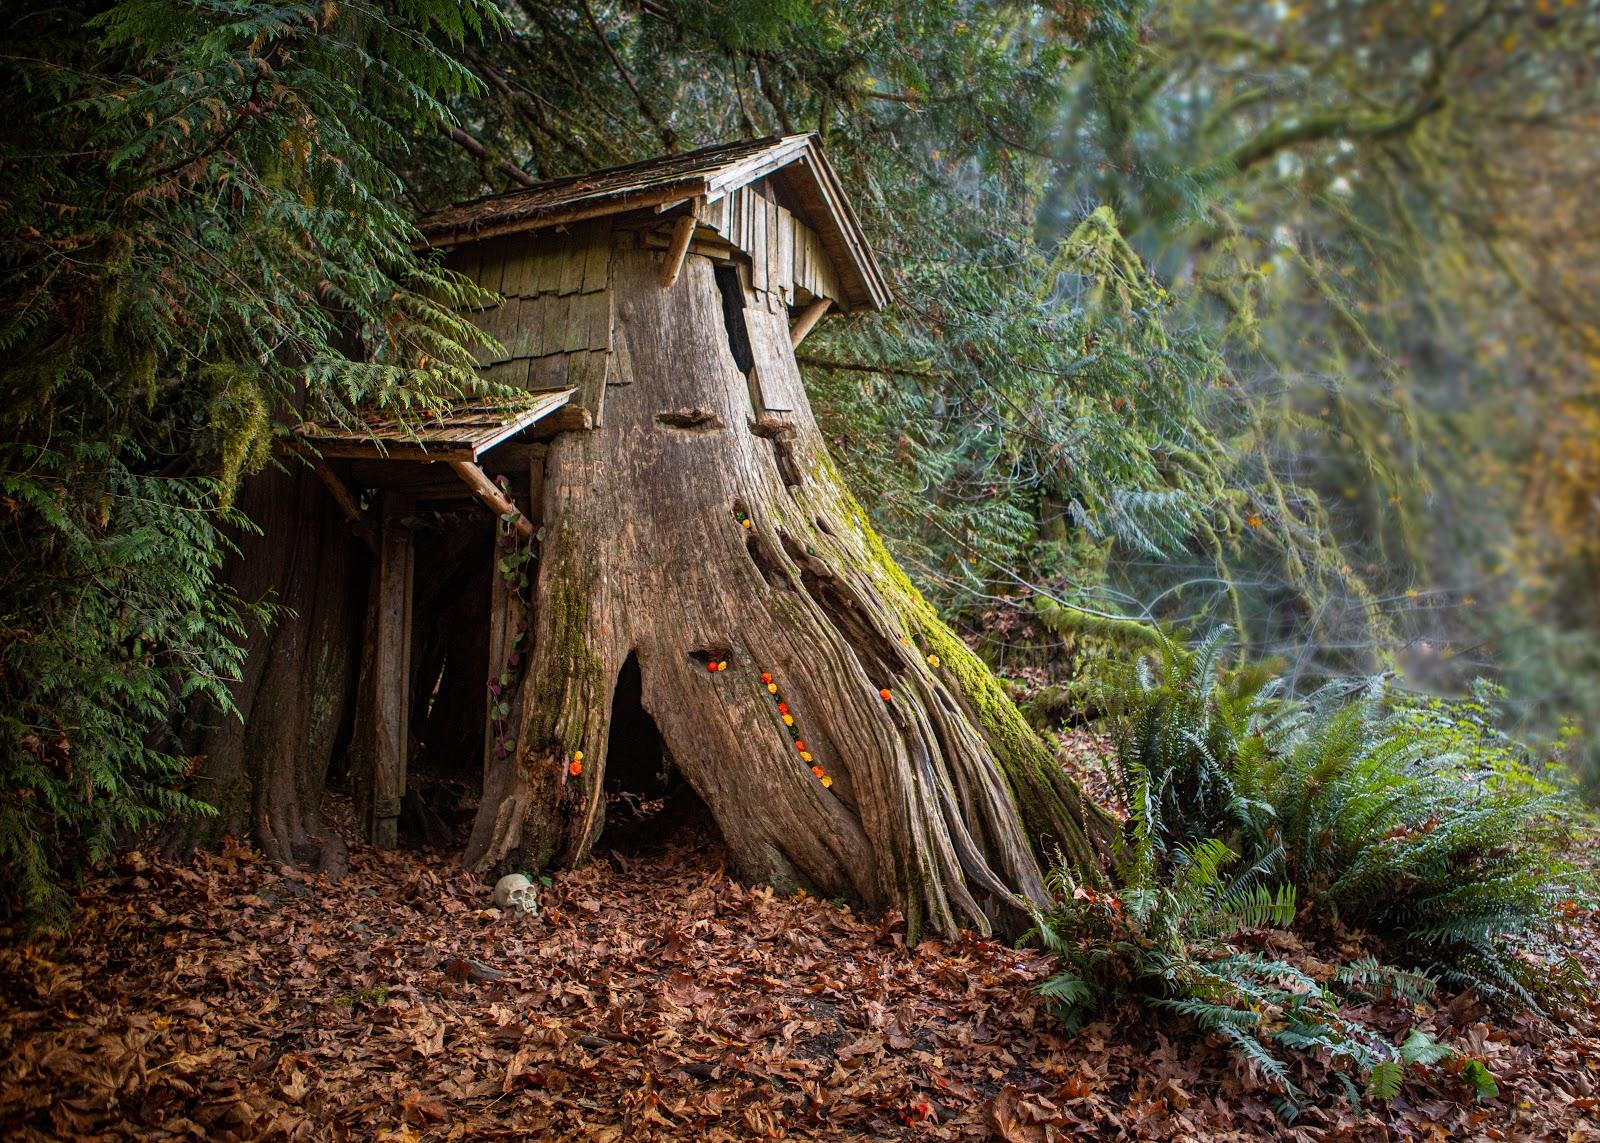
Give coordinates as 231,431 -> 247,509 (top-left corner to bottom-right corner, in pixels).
464,248 -> 1112,938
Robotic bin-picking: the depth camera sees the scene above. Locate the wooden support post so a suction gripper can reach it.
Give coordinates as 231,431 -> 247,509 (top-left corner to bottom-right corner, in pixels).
658,213 -> 697,287
448,459 -> 535,540
484,530 -> 511,785
789,297 -> 832,347
371,493 -> 415,850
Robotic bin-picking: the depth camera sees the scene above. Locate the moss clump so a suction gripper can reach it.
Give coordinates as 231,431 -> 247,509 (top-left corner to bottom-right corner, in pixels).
534,522 -> 609,755
332,985 -> 389,1009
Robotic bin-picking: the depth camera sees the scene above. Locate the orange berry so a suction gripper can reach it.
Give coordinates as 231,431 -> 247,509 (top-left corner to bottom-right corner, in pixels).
794,741 -> 806,752
568,759 -> 582,776
776,702 -> 789,714
812,765 -> 825,778
760,672 -> 773,684
706,661 -> 718,673
879,688 -> 893,702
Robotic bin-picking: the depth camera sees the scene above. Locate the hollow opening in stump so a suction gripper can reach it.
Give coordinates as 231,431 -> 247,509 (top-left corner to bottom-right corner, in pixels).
714,265 -> 755,377
599,651 -> 719,854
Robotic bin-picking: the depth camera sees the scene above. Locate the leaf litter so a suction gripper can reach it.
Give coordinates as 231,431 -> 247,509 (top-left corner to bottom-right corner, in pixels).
1,788 -> 1597,1141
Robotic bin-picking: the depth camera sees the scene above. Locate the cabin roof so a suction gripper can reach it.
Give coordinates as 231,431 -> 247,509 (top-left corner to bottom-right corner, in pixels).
294,389 -> 575,462
417,134 -> 890,312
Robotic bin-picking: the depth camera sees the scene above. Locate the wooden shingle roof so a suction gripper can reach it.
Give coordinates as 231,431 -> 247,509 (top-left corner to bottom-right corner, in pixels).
294,389 -> 575,461
418,134 -> 890,312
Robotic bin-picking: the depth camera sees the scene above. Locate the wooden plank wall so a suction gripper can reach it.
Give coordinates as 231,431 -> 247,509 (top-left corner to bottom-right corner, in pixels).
701,186 -> 843,310
449,219 -> 614,425
448,193 -> 848,427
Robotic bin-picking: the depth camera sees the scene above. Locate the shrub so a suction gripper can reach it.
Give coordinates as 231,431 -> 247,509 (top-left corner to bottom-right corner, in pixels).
0,453 -> 251,927
1030,824 -> 1489,1116
1093,627 -> 1590,1012
1032,627 -> 1590,1113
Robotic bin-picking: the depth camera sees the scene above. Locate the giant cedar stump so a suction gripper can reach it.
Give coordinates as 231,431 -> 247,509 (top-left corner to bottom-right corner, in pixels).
462,244 -> 1113,939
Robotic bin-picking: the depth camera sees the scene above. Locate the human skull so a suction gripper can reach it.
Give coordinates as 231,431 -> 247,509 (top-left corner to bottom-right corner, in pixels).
493,873 -> 539,915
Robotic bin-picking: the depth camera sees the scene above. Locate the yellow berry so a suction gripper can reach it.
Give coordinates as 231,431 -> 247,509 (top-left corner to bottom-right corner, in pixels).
800,751 -> 813,762
821,776 -> 833,788
782,714 -> 794,726
767,683 -> 778,693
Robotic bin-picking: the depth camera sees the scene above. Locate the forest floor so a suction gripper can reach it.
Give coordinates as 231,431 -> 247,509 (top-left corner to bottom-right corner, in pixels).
2,738 -> 1598,1142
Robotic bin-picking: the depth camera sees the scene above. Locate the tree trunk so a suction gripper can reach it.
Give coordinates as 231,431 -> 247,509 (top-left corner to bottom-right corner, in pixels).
172,461 -> 365,875
464,248 -> 1113,939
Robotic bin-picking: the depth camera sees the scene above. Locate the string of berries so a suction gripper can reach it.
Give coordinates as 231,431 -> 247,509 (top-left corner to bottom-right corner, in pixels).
760,672 -> 831,788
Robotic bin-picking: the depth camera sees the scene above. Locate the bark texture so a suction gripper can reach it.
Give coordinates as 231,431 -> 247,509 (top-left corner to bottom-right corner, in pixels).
465,247 -> 1113,938
174,461 -> 365,874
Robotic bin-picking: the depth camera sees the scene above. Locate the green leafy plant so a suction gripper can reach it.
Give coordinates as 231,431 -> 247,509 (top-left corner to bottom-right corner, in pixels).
0,451 -> 257,925
0,0 -> 503,926
1033,624 -> 1589,1115
1030,822 -> 1485,1116
1094,627 -> 1591,1012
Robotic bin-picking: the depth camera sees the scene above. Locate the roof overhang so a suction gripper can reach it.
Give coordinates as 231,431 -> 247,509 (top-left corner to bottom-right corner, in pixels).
293,389 -> 575,462
417,135 -> 890,312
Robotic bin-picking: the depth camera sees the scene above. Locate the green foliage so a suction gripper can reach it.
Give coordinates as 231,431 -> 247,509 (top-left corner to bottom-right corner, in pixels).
0,0 -> 502,925
1050,0 -> 1600,782
1030,827 -> 1480,1116
0,446 -> 250,926
1033,624 -> 1591,1113
1091,628 -> 1592,1011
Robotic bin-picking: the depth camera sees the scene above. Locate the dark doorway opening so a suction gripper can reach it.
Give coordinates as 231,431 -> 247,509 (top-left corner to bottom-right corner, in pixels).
400,509 -> 493,850
599,652 -> 720,855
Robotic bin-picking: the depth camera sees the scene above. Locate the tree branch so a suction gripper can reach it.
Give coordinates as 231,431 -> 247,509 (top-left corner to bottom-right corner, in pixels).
1227,95 -> 1447,173
577,0 -> 677,151
442,123 -> 536,188
796,354 -> 941,381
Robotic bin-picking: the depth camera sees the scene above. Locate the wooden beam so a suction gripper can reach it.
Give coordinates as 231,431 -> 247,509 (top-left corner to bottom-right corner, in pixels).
789,297 -> 832,347
292,440 -> 475,462
416,179 -> 711,251
371,493 -> 415,850
300,450 -> 377,553
448,459 -> 535,540
658,213 -> 698,287
528,405 -> 593,437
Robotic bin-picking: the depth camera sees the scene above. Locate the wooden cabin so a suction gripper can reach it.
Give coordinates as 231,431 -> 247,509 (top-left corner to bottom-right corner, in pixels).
298,135 -> 888,851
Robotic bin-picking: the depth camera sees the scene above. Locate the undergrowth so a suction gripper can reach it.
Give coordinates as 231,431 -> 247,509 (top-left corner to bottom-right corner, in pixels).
1031,627 -> 1591,1117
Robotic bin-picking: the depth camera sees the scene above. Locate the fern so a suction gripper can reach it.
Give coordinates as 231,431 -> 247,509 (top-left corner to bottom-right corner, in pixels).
1032,624 -> 1582,1115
